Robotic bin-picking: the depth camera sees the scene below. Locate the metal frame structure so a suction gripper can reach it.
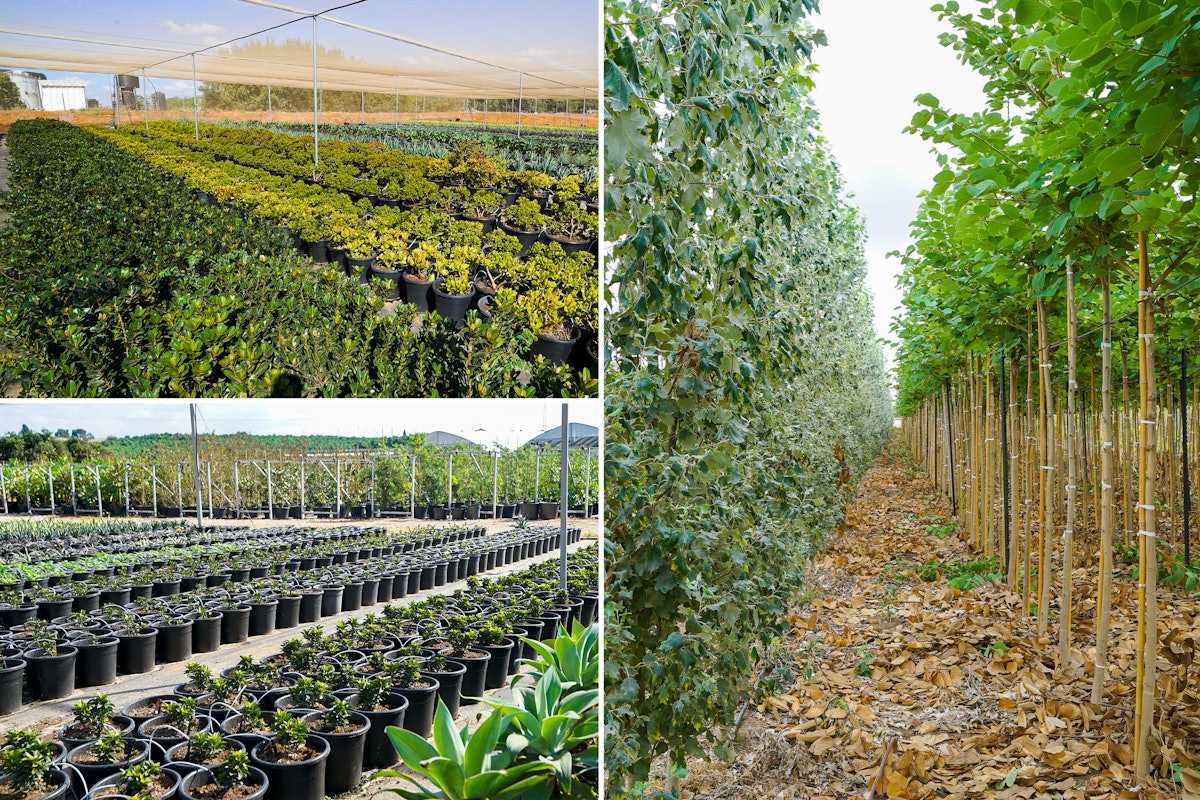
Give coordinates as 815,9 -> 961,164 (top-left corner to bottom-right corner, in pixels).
0,447 -> 597,519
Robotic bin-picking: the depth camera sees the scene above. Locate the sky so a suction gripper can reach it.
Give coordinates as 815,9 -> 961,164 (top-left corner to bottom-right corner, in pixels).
0,400 -> 600,450
809,0 -> 987,369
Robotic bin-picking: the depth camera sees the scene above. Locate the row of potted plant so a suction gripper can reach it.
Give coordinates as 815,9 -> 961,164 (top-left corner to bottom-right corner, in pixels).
0,524 -> 580,711
97,130 -> 597,366
0,546 -> 597,800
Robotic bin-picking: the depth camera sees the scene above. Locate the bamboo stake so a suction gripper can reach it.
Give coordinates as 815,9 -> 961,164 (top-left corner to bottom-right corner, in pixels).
1059,262 -> 1077,668
1024,327 -> 1036,615
1007,353 -> 1020,587
1037,296 -> 1055,636
1134,228 -> 1158,781
1092,274 -> 1115,704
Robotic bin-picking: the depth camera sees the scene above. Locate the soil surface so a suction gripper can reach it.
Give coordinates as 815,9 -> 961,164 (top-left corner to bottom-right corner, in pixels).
671,439 -> 1200,799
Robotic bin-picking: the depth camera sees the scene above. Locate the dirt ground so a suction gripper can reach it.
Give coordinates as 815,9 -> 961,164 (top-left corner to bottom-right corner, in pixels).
670,440 -> 1200,800
0,109 -> 597,130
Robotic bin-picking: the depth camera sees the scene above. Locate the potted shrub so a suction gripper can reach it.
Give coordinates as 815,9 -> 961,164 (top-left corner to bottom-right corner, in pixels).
401,241 -> 440,312
431,249 -> 476,324
220,701 -> 273,750
437,619 -> 490,706
351,676 -> 407,770
420,654 -> 467,719
178,751 -> 267,800
89,759 -> 179,800
545,201 -> 598,254
462,190 -> 504,233
498,198 -> 548,249
381,656 -> 439,738
22,627 -> 76,701
300,700 -> 368,795
59,695 -> 133,750
166,732 -> 245,777
247,712 -> 329,800
473,620 -> 516,689
497,287 -> 580,366
0,731 -> 69,800
139,698 -> 213,751
65,730 -> 149,793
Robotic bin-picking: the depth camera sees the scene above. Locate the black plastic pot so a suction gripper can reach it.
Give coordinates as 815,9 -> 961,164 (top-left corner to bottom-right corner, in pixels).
117,628 -> 157,674
539,501 -> 560,520
178,765 -> 267,800
165,738 -> 246,776
320,585 -> 343,617
59,715 -> 135,752
298,591 -> 322,623
89,760 -> 180,800
0,657 -> 24,714
477,639 -> 514,690
0,604 -> 37,629
0,768 -> 68,800
250,735 -> 329,800
220,606 -> 251,644
529,332 -> 578,366
248,600 -> 278,637
74,636 -> 119,687
347,254 -> 376,284
497,218 -> 543,250
276,595 -> 302,629
446,652 -> 490,705
24,645 -> 76,700
357,693 -> 408,769
402,274 -> 434,311
431,284 -> 475,324
191,613 -> 222,654
36,597 -> 73,621
368,264 -> 402,300
340,582 -> 363,613
307,239 -> 331,264
155,619 -> 194,663
394,679 -> 439,738
65,738 -> 149,794
423,660 -> 466,717
302,710 -> 369,795
519,501 -> 540,519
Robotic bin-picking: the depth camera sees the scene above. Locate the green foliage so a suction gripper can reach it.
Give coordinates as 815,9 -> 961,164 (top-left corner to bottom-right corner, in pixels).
0,72 -> 24,110
117,760 -> 162,796
91,730 -> 130,765
604,0 -> 892,789
1,731 -> 56,791
73,693 -> 115,731
268,710 -> 309,754
909,558 -> 1004,591
381,700 -> 557,800
215,750 -> 251,790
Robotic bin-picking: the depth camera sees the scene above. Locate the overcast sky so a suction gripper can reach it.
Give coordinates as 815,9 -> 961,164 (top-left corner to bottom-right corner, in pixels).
0,400 -> 600,450
810,0 -> 986,370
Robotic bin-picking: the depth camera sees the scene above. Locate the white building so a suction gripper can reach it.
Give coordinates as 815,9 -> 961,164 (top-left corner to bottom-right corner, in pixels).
38,79 -> 87,111
5,70 -> 45,110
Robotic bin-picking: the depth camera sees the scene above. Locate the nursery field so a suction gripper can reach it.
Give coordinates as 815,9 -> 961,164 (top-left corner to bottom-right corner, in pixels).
0,516 -> 599,800
0,118 -> 598,398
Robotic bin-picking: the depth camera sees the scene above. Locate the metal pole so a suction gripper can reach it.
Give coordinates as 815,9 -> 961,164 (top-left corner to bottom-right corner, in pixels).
234,462 -> 241,517
585,445 -> 592,518
0,465 -> 7,514
190,404 -> 204,529
48,465 -> 55,515
517,72 -> 524,137
94,465 -> 103,516
176,463 -> 183,518
124,464 -> 130,515
335,459 -> 342,517
559,404 -> 569,591
300,459 -> 306,518
267,460 -> 275,519
151,465 -> 157,516
369,459 -> 375,518
945,379 -> 957,516
410,453 -> 416,518
69,464 -> 77,515
312,15 -> 319,172
447,452 -> 454,510
142,67 -> 149,132
206,462 -> 213,517
1000,352 -> 1011,577
1184,350 -> 1191,566
492,452 -> 499,519
24,465 -> 30,515
535,448 -> 541,502
114,75 -> 121,125
192,53 -> 199,140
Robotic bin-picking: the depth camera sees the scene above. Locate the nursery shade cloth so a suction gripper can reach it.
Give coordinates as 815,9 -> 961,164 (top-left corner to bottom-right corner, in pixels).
0,0 -> 597,98
524,423 -> 598,449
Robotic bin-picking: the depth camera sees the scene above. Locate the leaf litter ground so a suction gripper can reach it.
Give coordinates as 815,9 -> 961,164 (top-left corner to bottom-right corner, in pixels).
676,442 -> 1200,800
